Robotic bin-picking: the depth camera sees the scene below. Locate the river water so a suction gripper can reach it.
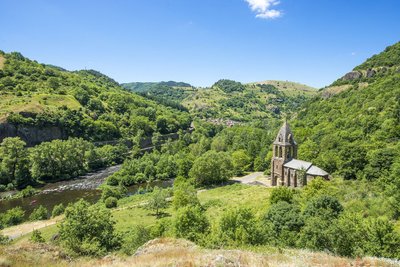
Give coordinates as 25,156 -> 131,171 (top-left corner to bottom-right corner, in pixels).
0,165 -> 173,217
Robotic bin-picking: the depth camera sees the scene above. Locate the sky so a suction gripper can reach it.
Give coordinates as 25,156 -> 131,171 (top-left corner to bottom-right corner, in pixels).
1,0 -> 399,88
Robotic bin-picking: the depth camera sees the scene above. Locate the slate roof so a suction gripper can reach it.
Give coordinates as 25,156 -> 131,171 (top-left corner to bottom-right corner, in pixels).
284,159 -> 329,177
283,159 -> 312,170
306,165 -> 329,176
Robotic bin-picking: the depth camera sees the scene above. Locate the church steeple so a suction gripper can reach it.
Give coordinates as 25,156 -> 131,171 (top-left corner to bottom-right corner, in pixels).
272,122 -> 297,161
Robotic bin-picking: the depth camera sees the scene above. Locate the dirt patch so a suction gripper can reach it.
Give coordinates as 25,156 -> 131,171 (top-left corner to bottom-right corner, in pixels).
0,55 -> 5,70
0,216 -> 62,240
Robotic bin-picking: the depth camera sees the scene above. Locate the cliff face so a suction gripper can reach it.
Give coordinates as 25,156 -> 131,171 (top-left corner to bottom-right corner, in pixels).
0,123 -> 65,146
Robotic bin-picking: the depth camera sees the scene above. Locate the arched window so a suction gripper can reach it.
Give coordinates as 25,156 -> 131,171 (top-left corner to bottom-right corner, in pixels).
279,147 -> 282,157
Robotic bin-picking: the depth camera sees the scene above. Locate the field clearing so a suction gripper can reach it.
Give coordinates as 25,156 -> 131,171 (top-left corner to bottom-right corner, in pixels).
0,55 -> 5,69
0,93 -> 81,121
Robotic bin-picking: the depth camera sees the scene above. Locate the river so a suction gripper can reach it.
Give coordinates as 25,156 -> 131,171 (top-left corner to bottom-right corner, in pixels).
0,165 -> 173,217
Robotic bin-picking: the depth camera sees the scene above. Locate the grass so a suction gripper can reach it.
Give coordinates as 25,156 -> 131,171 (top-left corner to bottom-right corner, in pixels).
0,93 -> 81,121
0,55 -> 5,70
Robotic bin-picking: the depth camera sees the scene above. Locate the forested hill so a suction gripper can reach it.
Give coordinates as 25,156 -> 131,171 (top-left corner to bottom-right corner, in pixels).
123,79 -> 317,125
293,41 -> 400,183
0,51 -> 191,145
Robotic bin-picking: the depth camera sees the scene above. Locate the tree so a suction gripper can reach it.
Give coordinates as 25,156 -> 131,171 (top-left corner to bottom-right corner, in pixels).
173,181 -> 199,210
189,150 -> 233,186
264,201 -> 304,246
52,203 -> 65,217
303,195 -> 343,219
174,205 -> 209,242
29,205 -> 49,221
146,187 -> 168,217
0,137 -> 30,187
59,199 -> 120,256
231,150 -> 251,175
219,207 -> 264,245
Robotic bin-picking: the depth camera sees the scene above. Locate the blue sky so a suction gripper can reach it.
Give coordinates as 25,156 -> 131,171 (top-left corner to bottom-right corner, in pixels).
1,0 -> 399,88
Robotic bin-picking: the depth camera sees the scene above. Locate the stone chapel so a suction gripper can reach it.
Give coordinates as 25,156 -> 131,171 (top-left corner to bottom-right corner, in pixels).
271,122 -> 329,187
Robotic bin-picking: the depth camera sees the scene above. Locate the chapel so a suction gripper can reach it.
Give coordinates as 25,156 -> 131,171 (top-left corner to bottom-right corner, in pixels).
271,122 -> 329,187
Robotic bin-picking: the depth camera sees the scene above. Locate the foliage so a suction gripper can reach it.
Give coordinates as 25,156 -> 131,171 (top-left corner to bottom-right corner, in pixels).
30,230 -> 45,243
174,205 -> 209,242
29,205 -> 49,221
59,199 -> 120,256
212,79 -> 245,93
217,207 -> 264,246
172,180 -> 200,210
105,197 -> 118,209
146,187 -> 168,217
0,137 -> 30,188
52,203 -> 65,217
269,186 -> 295,204
0,207 -> 25,227
121,225 -> 151,255
189,150 -> 233,186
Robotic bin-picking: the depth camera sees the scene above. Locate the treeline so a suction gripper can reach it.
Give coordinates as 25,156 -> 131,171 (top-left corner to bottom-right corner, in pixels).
0,137 -> 127,190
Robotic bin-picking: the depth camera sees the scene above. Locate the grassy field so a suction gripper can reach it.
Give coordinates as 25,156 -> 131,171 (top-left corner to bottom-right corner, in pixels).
0,55 -> 5,70
0,93 -> 81,122
249,80 -> 317,95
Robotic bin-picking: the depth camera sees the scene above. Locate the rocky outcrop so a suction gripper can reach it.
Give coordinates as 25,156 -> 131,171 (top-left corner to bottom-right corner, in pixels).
0,123 -> 65,146
342,71 -> 362,81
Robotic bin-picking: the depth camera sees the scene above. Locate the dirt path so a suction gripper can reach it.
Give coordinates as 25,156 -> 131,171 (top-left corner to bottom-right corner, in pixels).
231,172 -> 271,186
0,216 -> 62,240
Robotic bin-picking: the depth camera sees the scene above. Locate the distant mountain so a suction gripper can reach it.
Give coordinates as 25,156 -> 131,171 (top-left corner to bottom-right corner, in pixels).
123,79 -> 317,126
122,81 -> 192,93
0,51 -> 191,145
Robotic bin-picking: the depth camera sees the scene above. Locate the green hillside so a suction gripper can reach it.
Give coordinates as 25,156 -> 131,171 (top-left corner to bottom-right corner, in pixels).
293,41 -> 400,186
124,79 -> 317,125
0,51 -> 191,143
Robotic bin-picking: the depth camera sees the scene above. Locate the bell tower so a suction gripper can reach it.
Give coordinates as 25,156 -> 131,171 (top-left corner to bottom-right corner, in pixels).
271,122 -> 297,186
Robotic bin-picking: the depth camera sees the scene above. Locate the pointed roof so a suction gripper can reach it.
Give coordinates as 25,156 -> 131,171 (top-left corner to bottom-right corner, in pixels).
273,121 -> 297,145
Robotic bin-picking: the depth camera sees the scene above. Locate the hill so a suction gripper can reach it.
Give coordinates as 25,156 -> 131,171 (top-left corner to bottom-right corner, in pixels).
123,79 -> 317,125
0,51 -> 191,145
293,41 -> 400,184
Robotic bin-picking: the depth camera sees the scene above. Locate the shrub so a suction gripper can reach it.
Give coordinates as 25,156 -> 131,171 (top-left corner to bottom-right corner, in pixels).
303,195 -> 343,219
172,181 -> 199,210
269,186 -> 295,204
0,234 -> 9,245
29,205 -> 48,221
174,205 -> 209,242
2,207 -> 25,226
218,207 -> 264,246
30,230 -> 45,243
105,197 -> 118,209
19,186 -> 37,198
59,199 -> 120,256
51,204 -> 65,217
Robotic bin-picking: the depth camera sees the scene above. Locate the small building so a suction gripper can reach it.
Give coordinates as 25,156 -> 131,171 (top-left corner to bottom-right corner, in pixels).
270,122 -> 329,187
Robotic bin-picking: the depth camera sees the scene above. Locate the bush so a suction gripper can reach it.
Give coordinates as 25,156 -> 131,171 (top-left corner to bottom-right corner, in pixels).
174,205 -> 209,242
19,186 -> 37,198
0,234 -> 9,245
59,200 -> 120,256
30,230 -> 45,243
172,181 -> 199,210
105,197 -> 118,209
2,207 -> 25,226
218,207 -> 264,246
121,225 -> 151,255
269,186 -> 295,204
29,205 -> 49,221
52,204 -> 65,217
303,195 -> 343,219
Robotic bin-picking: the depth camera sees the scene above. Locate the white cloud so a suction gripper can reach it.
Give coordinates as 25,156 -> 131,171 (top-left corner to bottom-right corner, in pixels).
245,0 -> 282,19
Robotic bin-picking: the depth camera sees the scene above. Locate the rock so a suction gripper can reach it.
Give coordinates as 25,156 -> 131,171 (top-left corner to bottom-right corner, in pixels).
211,255 -> 236,267
366,69 -> 376,78
342,71 -> 362,81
